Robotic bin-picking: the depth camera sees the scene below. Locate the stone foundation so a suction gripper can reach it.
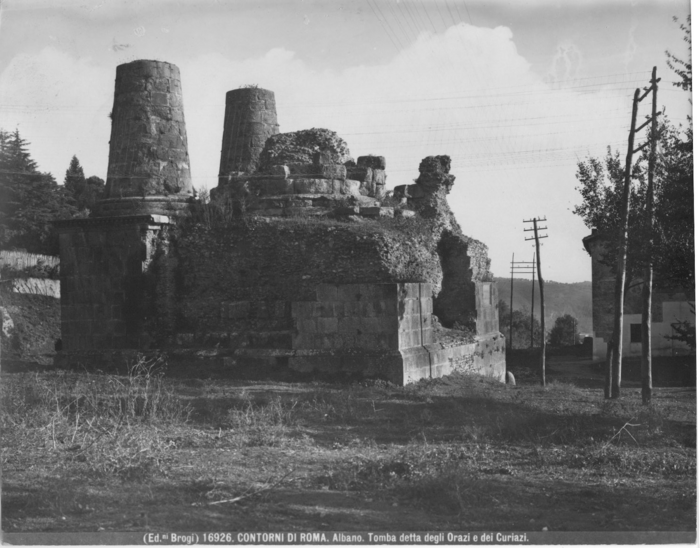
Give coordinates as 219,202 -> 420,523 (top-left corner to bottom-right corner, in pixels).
55,282 -> 505,385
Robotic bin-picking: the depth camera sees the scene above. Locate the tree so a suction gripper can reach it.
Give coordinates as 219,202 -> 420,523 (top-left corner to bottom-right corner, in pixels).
666,15 -> 691,94
498,300 -> 542,350
0,128 -> 76,254
64,155 -> 85,204
548,314 -> 579,347
574,123 -> 693,294
64,156 -> 104,213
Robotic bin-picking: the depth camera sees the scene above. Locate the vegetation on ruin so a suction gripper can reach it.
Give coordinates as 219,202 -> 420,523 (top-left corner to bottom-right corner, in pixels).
257,128 -> 351,170
2,354 -> 694,532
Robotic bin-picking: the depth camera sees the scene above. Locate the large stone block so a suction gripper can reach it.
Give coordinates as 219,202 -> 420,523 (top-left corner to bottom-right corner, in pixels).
316,317 -> 338,333
339,179 -> 361,195
346,166 -> 372,183
357,155 -> 386,169
372,169 -> 386,186
359,206 -> 394,218
292,178 -> 334,194
338,317 -> 363,333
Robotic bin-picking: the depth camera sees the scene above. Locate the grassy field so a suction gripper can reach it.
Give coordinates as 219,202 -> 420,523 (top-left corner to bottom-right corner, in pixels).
1,355 -> 695,533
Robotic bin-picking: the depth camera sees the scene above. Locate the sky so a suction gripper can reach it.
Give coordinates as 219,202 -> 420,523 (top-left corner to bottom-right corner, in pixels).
0,0 -> 692,283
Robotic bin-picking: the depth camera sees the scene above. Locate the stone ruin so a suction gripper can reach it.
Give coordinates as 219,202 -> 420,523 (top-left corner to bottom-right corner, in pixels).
53,60 -> 505,385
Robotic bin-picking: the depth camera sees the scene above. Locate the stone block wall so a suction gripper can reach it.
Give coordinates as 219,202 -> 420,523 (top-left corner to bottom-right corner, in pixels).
54,215 -> 171,355
475,281 -> 499,335
290,282 -> 432,352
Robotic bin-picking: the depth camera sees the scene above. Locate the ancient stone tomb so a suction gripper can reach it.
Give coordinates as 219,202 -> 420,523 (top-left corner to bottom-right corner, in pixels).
54,60 -> 505,385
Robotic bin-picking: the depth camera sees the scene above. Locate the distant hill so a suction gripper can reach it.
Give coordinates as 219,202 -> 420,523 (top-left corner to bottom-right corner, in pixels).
494,277 -> 592,334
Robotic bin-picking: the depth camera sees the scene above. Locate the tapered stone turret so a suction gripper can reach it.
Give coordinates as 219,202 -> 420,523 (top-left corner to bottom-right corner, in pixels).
94,60 -> 193,217
219,87 -> 279,178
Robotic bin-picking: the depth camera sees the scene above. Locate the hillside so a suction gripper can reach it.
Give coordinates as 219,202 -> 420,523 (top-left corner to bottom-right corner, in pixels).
495,277 -> 592,334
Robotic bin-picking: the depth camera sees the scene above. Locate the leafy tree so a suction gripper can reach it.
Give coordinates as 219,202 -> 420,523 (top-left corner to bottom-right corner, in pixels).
573,148 -> 647,285
0,128 -> 76,254
573,124 -> 693,293
498,299 -> 542,349
548,314 -> 580,347
665,303 -> 696,350
666,15 -> 692,94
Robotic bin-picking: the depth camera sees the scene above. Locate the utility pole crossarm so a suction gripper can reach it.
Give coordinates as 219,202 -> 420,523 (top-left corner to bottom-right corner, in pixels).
633,141 -> 650,154
635,118 -> 652,133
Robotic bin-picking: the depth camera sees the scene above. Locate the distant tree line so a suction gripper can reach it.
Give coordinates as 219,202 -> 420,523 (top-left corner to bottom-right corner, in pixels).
0,128 -> 104,255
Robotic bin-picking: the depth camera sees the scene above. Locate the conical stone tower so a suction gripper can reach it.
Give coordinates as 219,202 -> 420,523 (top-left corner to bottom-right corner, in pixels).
218,87 -> 279,178
94,59 -> 193,217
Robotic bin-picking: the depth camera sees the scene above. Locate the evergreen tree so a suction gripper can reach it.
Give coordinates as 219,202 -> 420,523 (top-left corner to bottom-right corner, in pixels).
64,155 -> 86,208
0,128 -> 76,254
62,155 -> 104,212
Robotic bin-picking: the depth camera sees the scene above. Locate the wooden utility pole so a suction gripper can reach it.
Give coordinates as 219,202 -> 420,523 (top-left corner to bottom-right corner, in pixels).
641,67 -> 661,405
509,256 -> 535,350
531,254 -> 536,348
524,217 -> 548,386
609,87 -> 641,399
509,253 -> 514,350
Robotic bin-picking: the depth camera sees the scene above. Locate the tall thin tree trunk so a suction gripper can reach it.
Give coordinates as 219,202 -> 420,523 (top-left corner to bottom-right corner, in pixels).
641,67 -> 658,405
610,88 -> 641,399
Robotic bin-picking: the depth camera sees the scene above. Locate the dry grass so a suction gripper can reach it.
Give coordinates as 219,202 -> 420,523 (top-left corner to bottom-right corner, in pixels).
1,358 -> 695,533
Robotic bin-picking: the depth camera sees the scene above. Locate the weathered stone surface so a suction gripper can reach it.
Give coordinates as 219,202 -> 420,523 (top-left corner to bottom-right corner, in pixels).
359,206 -> 394,218
357,155 -> 386,169
219,87 -> 279,174
293,178 -> 334,194
261,165 -> 290,178
103,60 -> 193,205
336,206 -> 361,216
249,178 -> 294,195
393,184 -> 425,199
346,166 -> 372,183
339,179 -> 361,196
415,155 -> 455,193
